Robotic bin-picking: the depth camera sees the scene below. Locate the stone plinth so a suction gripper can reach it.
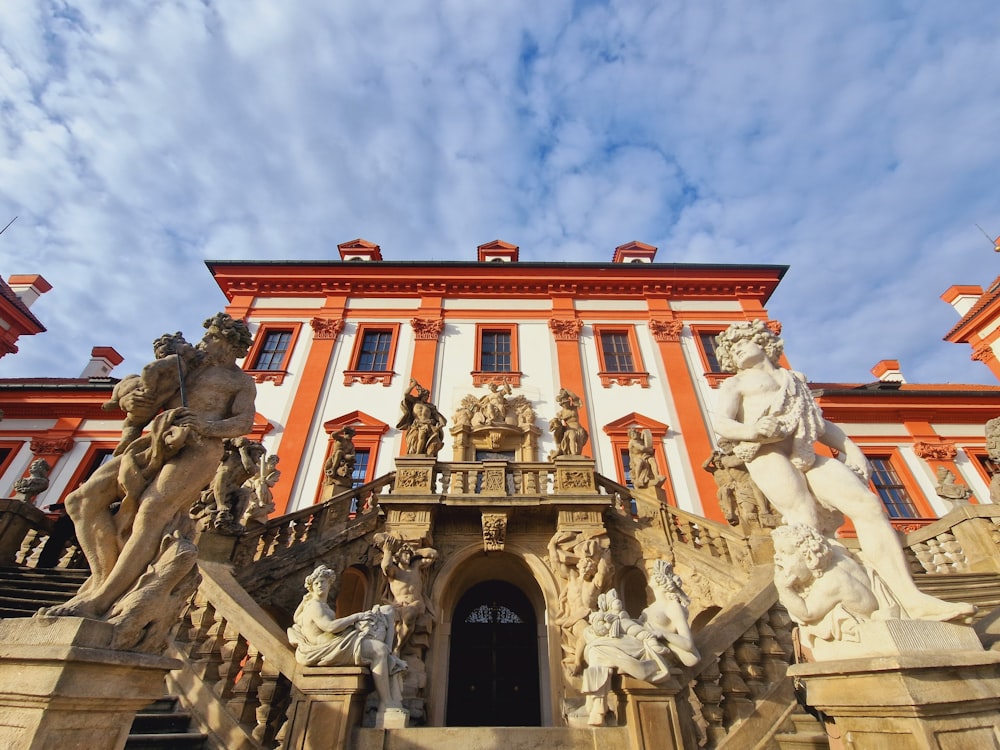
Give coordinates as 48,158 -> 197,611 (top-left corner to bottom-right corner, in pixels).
282,665 -> 371,749
617,674 -> 687,750
0,616 -> 179,750
553,456 -> 597,494
393,457 -> 438,495
789,648 -> 1000,749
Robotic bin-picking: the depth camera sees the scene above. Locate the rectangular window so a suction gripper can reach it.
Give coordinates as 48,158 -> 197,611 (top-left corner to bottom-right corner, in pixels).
601,332 -> 635,372
593,325 -> 648,387
869,457 -> 920,518
351,449 -> 371,488
344,323 -> 400,386
473,323 -> 521,386
620,448 -> 633,488
357,331 -> 393,371
252,330 -> 293,371
698,332 -> 722,373
480,331 -> 512,372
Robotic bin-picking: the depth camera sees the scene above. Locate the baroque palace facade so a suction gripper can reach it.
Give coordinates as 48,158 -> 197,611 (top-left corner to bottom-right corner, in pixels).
3,242 -> 1000,748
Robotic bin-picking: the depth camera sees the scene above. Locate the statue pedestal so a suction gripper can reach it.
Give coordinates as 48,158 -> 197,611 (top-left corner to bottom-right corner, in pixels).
617,674 -> 687,750
553,456 -> 597,494
282,666 -> 372,749
0,616 -> 179,750
393,457 -> 437,495
789,621 -> 1000,748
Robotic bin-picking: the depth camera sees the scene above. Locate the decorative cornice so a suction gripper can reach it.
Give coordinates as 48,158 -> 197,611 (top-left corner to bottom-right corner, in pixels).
649,319 -> 684,342
912,441 -> 957,461
598,372 -> 650,388
250,372 -> 287,386
471,371 -> 522,388
548,319 -> 583,341
972,345 -> 997,364
30,436 -> 74,455
410,318 -> 445,341
343,370 -> 395,387
311,317 -> 345,340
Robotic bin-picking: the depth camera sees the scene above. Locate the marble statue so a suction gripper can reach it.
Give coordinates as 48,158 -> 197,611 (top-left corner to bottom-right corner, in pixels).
627,427 -> 664,489
702,449 -> 779,528
103,332 -> 200,456
935,466 -> 972,508
575,563 -> 698,727
711,320 -> 973,622
397,379 -> 447,457
242,453 -> 280,526
192,436 -> 266,532
772,524 -> 879,653
376,533 -> 439,651
549,388 -> 588,459
13,458 -> 50,504
287,565 -> 406,713
324,426 -> 357,490
43,313 -> 256,622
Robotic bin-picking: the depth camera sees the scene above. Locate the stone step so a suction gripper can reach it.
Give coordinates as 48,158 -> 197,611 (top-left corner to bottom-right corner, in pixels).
354,726 -> 630,750
914,572 -> 1000,618
125,695 -> 206,750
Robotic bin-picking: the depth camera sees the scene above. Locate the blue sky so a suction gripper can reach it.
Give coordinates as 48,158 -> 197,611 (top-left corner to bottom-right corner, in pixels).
2,1 -> 1000,385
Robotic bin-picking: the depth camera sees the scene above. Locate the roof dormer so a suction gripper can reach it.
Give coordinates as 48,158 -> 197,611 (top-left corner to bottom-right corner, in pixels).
477,239 -> 519,263
612,241 -> 657,264
338,238 -> 383,262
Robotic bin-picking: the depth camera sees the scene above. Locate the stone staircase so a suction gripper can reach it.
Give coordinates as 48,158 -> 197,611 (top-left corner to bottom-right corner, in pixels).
0,565 -> 88,617
914,571 -> 1000,619
125,695 -> 208,749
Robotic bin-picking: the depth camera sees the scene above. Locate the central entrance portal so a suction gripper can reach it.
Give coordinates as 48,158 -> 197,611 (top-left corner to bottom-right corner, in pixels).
446,580 -> 541,727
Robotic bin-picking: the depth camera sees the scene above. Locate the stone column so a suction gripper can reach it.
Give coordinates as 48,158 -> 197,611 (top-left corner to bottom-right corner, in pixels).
788,620 -> 1000,749
0,617 -> 179,750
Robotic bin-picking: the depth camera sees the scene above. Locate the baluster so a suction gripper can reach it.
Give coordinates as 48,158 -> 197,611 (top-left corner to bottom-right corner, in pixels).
255,666 -> 292,747
767,605 -> 796,660
757,616 -> 790,684
291,516 -> 310,545
691,659 -> 727,745
17,529 -> 46,566
273,522 -> 294,554
710,531 -> 729,561
718,645 -> 753,726
258,526 -> 281,561
734,623 -> 765,699
227,643 -> 264,727
213,622 -> 248,701
189,611 -> 227,683
181,593 -> 212,657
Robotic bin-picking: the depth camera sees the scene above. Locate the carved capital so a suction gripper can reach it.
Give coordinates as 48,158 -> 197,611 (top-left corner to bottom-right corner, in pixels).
410,318 -> 445,341
482,513 -> 507,552
29,436 -> 74,455
649,319 -> 684,342
311,317 -> 344,340
548,319 -> 583,341
913,441 -> 957,461
765,320 -> 782,336
972,345 -> 997,364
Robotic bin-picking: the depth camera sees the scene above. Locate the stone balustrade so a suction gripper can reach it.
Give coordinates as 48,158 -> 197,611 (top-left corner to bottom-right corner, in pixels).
901,504 -> 1000,575
0,497 -> 84,569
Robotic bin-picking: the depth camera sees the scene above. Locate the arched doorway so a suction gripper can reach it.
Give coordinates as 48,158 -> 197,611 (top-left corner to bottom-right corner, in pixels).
446,580 -> 541,726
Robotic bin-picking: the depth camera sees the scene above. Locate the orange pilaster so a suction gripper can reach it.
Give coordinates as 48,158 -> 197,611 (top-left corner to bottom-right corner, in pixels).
648,304 -> 726,522
549,297 -> 590,456
267,298 -> 346,514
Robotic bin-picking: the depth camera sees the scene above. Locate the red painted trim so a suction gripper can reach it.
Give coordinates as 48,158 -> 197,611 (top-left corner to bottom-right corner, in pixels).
243,321 -> 304,385
592,324 -> 649,388
344,322 -> 401,387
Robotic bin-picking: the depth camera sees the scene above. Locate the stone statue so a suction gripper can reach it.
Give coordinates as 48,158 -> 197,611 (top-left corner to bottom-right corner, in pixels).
711,320 -> 973,623
935,466 -> 972,508
479,382 -> 512,425
324,426 -> 357,489
102,332 -> 200,456
549,388 -> 588,459
575,568 -> 697,727
13,458 -> 50,504
627,427 -> 663,489
772,524 -> 879,654
43,313 -> 256,622
702,449 -> 779,528
986,417 -> 1000,503
397,379 -> 447,457
287,565 -> 406,713
192,436 -> 266,533
376,533 -> 439,651
242,453 -> 280,526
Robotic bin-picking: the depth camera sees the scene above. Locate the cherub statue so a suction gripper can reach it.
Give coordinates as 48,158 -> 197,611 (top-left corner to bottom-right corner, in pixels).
242,453 -> 280,526
13,458 -> 50,504
479,382 -> 512,425
549,388 -> 588,459
287,565 -> 406,713
103,332 -> 201,456
627,427 -> 664,489
397,379 -> 447,457
935,466 -> 972,508
771,524 -> 879,653
193,437 -> 266,532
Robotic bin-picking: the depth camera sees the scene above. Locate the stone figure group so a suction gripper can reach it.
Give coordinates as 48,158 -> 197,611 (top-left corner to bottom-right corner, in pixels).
549,388 -> 588,459
43,313 -> 258,637
324,426 -> 357,490
711,320 -> 974,649
627,427 -> 663,489
397,379 -> 447,457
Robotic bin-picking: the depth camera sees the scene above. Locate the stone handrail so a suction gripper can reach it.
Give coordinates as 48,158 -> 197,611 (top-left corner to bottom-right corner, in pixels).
0,498 -> 85,569
665,505 -> 754,572
900,503 -> 1000,575
231,474 -> 395,567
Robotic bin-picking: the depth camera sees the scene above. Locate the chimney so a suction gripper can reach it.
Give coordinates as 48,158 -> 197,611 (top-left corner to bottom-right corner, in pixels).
612,241 -> 657,264
871,359 -> 906,384
941,284 -> 984,317
337,238 -> 383,262
7,274 -> 52,309
81,346 -> 125,379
